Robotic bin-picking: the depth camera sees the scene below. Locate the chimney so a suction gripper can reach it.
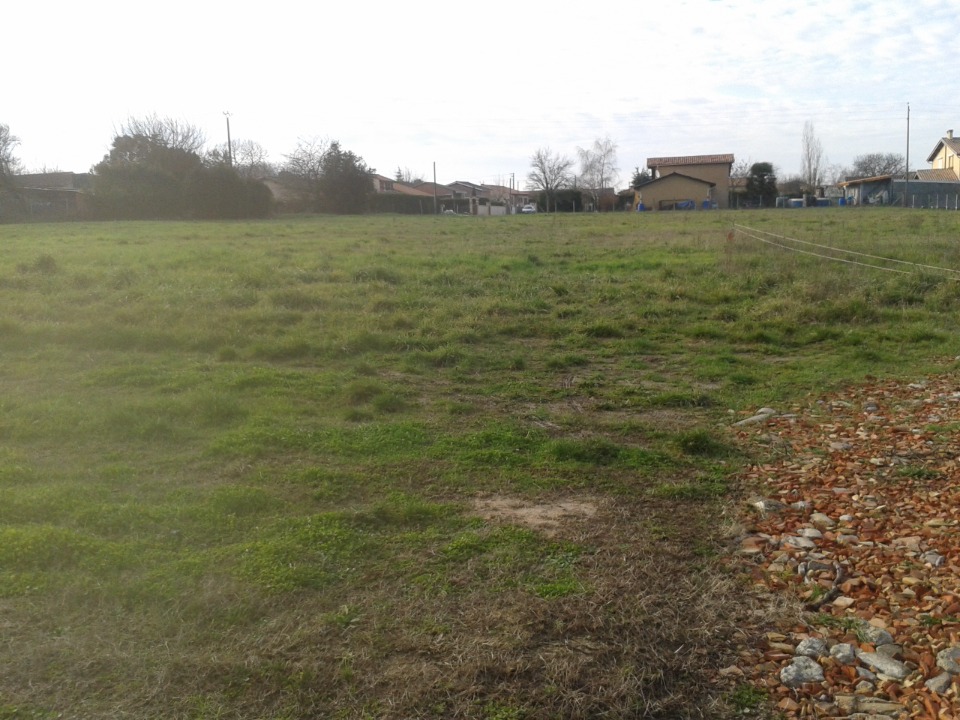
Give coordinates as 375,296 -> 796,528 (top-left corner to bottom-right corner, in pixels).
948,129 -> 954,139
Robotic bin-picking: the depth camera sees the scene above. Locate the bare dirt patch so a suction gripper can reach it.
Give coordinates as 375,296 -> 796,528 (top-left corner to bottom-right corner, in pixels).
471,495 -> 599,535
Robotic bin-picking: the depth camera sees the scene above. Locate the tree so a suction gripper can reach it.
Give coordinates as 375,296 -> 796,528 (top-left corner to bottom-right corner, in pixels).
92,115 -> 268,219
92,131 -> 204,218
207,139 -> 274,179
577,136 -> 619,211
800,120 -> 824,190
527,147 -> 573,212
823,163 -> 848,186
630,166 -> 651,189
777,173 -> 804,198
118,114 -> 205,154
851,152 -> 906,178
317,142 -> 372,214
394,166 -> 423,184
730,157 -> 750,180
283,137 -> 329,210
184,164 -> 273,219
746,162 -> 778,207
0,123 -> 23,186
282,138 -> 371,214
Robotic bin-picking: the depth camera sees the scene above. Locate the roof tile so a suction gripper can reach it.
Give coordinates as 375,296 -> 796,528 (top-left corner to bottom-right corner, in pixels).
647,154 -> 734,168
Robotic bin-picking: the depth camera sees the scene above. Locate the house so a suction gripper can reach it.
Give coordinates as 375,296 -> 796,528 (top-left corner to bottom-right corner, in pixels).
412,181 -> 456,200
1,172 -> 93,221
372,174 -> 397,193
632,173 -> 716,211
646,154 -> 734,209
481,184 -> 533,213
447,180 -> 486,198
839,129 -> 960,207
371,174 -> 432,196
925,129 -> 960,179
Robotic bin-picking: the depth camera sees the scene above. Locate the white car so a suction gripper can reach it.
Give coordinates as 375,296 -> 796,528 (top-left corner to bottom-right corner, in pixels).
520,204 -> 537,214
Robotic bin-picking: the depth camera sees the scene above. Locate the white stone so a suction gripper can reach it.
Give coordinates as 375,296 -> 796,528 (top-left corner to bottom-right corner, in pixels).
780,656 -> 824,687
937,646 -> 960,675
810,512 -> 836,528
783,535 -> 817,550
925,672 -> 953,694
856,623 -> 894,647
857,652 -> 909,680
795,637 -> 828,658
830,643 -> 857,665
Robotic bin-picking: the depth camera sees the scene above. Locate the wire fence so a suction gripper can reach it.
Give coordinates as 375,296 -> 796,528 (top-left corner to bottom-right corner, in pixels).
902,193 -> 960,210
732,224 -> 960,279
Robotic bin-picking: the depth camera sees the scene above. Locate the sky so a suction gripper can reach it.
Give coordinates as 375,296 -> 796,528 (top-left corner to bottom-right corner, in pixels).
6,0 -> 956,188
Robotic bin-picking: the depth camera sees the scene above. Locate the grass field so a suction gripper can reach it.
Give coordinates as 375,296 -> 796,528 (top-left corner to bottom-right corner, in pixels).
1,209 -> 958,719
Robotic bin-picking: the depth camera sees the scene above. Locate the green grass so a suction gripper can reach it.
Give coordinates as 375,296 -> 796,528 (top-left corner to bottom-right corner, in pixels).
0,209 -> 959,718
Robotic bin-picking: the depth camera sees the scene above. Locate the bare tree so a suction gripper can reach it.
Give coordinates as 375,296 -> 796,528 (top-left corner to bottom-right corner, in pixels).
577,136 -> 619,211
851,153 -> 906,178
284,138 -> 327,181
394,166 -> 423,184
527,147 -> 573,212
823,162 -> 848,186
283,137 -> 331,210
800,120 -> 824,191
730,157 -> 751,179
0,123 -> 23,183
208,139 -> 274,178
118,114 -> 206,153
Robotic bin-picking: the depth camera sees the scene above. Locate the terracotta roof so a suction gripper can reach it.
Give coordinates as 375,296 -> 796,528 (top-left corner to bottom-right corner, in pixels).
646,154 -> 734,169
394,183 -> 433,197
412,181 -> 455,197
914,168 -> 960,182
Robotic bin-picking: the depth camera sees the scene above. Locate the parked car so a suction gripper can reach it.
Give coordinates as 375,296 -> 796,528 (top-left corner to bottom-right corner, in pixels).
520,204 -> 537,214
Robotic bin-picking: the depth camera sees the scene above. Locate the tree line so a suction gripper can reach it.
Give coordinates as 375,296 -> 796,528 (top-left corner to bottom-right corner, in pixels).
734,121 -> 909,207
523,126 -> 907,212
0,116 -> 373,221
2,116 -> 915,219
526,137 -> 623,212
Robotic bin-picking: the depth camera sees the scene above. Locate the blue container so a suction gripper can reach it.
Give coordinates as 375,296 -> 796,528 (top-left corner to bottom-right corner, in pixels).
839,197 -> 846,206
636,203 -> 645,212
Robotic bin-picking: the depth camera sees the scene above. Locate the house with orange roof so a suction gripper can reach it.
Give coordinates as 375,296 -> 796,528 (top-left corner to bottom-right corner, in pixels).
643,154 -> 734,209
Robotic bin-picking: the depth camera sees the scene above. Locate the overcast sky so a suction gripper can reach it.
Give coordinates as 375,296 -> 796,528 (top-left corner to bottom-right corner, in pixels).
7,0 -> 954,187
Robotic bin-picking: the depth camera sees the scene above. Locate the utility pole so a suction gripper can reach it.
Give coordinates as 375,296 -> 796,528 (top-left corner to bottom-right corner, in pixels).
904,103 -> 910,207
433,162 -> 438,215
223,111 -> 233,167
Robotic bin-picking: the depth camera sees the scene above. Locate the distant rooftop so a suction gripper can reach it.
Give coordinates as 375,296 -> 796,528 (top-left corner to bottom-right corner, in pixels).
647,154 -> 735,169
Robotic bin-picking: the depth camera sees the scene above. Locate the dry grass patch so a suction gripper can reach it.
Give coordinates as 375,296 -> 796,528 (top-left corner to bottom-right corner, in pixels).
471,495 -> 600,537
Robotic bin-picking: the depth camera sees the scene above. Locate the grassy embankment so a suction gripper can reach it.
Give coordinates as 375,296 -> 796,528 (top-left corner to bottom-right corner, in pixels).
1,209 -> 958,719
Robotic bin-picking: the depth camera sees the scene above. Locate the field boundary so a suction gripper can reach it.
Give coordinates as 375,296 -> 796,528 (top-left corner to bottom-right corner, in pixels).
733,223 -> 960,278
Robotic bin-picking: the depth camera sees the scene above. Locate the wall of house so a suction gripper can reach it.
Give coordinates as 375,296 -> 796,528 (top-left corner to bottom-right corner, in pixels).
929,145 -> 959,176
637,175 -> 714,211
654,164 -> 731,208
